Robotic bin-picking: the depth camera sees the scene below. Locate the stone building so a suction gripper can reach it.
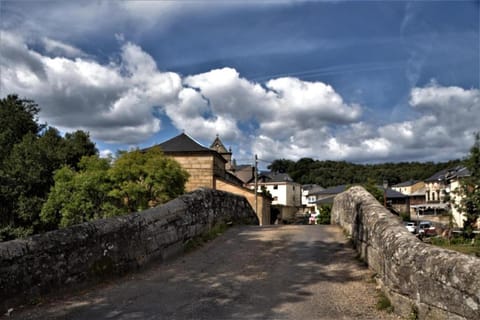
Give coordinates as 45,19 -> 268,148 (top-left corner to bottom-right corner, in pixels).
148,133 -> 271,225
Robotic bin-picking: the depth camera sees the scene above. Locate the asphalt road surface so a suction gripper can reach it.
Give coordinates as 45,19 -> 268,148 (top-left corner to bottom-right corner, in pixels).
10,225 -> 400,320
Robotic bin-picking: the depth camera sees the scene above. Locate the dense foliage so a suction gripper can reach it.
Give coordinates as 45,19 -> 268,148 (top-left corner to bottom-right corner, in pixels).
0,95 -> 97,240
268,158 -> 462,187
1,95 -> 189,241
453,133 -> 480,237
41,148 -> 189,229
316,205 -> 331,225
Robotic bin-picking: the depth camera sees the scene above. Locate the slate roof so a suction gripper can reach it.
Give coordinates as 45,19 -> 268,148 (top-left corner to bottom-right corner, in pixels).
384,188 -> 408,198
147,133 -> 226,162
256,172 -> 295,184
425,168 -> 450,182
155,133 -> 211,152
306,185 -> 325,195
316,184 -> 348,195
393,180 -> 418,187
425,166 -> 470,182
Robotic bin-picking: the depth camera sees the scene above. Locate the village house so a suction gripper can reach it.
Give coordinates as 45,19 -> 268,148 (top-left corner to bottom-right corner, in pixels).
301,184 -> 324,212
247,172 -> 302,223
408,166 -> 472,228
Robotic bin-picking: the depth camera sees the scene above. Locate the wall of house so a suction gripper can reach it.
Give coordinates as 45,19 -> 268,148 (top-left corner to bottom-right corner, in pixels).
215,179 -> 271,225
425,181 -> 447,203
449,180 -> 465,228
264,183 -> 301,207
392,181 -> 425,195
276,205 -> 299,223
213,155 -> 226,179
331,186 -> 480,319
171,155 -> 215,191
0,189 -> 258,312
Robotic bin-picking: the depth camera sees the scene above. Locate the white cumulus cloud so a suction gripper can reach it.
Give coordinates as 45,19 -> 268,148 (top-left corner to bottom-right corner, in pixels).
1,32 -> 478,163
0,31 -> 182,144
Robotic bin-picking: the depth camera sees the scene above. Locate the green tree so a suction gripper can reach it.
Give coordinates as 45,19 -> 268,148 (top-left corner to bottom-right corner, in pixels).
62,131 -> 97,168
316,204 -> 332,224
41,147 -> 189,229
268,159 -> 295,174
0,95 -> 99,240
0,95 -> 43,164
41,156 -> 114,228
1,132 -> 60,236
109,147 -> 189,212
454,133 -> 480,237
363,178 -> 385,204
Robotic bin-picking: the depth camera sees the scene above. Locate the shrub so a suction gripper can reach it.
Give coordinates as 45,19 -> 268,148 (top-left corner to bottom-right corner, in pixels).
316,204 -> 332,224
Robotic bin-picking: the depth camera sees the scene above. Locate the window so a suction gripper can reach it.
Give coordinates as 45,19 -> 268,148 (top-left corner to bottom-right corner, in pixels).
273,185 -> 278,190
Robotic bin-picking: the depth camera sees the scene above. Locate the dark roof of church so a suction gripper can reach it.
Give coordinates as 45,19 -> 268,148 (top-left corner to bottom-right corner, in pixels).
155,133 -> 211,152
146,133 -> 226,162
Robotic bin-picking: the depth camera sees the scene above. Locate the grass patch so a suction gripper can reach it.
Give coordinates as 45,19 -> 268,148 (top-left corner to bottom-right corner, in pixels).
376,291 -> 394,313
184,223 -> 229,252
430,236 -> 480,257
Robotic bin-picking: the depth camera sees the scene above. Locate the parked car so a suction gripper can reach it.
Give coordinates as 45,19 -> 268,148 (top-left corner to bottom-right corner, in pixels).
404,222 -> 416,233
417,221 -> 436,236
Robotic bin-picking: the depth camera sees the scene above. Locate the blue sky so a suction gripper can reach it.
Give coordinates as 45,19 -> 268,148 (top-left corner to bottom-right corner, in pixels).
1,0 -> 479,165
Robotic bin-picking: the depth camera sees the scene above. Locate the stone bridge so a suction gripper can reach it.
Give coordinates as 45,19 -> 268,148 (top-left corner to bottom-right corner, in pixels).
1,187 -> 479,319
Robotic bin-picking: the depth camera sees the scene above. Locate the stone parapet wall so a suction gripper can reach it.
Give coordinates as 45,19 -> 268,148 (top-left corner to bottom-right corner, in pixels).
0,188 -> 258,312
332,186 -> 480,320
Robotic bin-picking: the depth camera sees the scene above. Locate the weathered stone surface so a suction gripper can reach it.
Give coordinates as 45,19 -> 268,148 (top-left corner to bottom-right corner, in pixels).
0,188 -> 258,312
332,186 -> 480,320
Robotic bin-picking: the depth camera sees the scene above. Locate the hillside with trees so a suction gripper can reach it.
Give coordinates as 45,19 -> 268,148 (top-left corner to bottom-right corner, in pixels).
268,158 -> 463,187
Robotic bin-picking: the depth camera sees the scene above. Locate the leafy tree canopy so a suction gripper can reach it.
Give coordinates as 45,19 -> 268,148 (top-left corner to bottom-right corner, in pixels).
270,157 -> 462,187
41,147 -> 190,229
0,95 -> 98,241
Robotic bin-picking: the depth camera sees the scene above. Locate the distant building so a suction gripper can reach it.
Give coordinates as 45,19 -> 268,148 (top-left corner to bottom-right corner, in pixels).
233,164 -> 255,185
391,180 -> 425,196
247,172 -> 302,223
410,166 -> 472,228
301,184 -> 324,211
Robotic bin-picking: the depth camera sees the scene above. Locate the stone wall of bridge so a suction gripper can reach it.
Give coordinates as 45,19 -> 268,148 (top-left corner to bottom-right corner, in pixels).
332,186 -> 480,320
0,188 -> 258,312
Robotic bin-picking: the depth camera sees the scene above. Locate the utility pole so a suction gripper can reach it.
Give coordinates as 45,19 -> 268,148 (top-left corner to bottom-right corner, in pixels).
254,154 -> 258,221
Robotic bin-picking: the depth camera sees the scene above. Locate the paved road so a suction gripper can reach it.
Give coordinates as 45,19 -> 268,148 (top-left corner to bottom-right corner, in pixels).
11,225 -> 400,320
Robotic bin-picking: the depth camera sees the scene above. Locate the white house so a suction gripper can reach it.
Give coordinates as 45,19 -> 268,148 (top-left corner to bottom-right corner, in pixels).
247,172 -> 302,222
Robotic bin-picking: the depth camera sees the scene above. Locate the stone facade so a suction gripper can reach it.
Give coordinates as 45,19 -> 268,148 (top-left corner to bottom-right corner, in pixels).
0,189 -> 258,312
172,155 -> 221,191
332,186 -> 480,320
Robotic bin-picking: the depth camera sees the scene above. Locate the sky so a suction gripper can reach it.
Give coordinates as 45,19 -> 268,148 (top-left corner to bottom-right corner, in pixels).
0,0 -> 479,166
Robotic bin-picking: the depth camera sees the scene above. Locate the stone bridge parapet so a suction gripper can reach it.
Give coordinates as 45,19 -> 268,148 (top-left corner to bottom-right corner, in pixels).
0,188 -> 258,312
332,186 -> 480,319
